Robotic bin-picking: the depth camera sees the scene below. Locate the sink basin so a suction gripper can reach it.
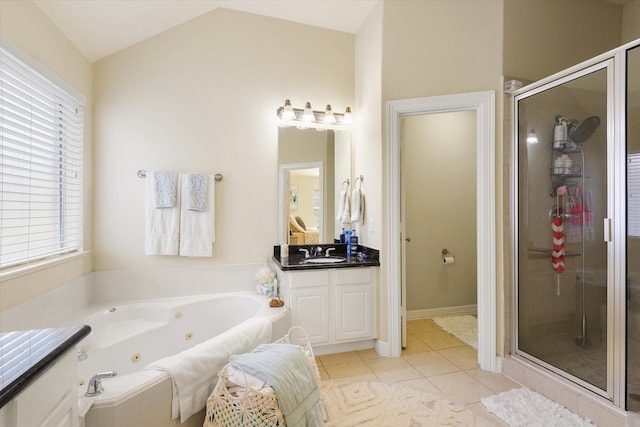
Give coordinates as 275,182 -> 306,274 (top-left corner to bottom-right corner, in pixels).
302,256 -> 347,264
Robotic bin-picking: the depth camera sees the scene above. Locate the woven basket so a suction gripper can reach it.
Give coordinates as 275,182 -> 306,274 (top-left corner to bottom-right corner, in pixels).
204,327 -> 319,427
203,364 -> 285,427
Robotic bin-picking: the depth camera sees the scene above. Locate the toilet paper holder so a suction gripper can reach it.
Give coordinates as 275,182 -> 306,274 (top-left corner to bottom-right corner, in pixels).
441,249 -> 455,264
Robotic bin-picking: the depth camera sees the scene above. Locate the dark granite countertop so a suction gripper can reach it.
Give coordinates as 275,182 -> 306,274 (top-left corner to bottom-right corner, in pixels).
272,243 -> 380,271
0,325 -> 91,408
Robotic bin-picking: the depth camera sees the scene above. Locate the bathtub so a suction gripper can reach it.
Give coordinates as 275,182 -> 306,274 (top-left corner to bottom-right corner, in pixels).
70,292 -> 290,426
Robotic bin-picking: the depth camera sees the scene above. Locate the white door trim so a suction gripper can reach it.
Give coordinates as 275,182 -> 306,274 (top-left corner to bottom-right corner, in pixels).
385,91 -> 497,372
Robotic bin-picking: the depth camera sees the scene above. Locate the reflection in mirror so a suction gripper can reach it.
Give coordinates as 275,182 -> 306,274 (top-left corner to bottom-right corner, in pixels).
278,127 -> 350,244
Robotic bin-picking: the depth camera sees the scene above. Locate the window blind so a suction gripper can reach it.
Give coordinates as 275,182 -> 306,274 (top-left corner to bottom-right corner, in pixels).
0,46 -> 84,269
630,153 -> 640,238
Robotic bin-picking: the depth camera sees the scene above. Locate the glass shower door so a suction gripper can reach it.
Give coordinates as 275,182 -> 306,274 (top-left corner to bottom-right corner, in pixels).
516,63 -> 610,395
626,45 -> 640,411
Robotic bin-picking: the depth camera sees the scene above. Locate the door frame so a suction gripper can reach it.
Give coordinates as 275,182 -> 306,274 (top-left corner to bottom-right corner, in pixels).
385,91 -> 497,372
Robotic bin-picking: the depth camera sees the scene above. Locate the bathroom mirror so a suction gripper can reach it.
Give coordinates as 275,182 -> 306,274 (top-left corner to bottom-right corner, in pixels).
278,127 -> 351,244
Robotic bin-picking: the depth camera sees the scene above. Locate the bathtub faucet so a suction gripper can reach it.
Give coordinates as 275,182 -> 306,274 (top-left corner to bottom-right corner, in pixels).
85,371 -> 117,397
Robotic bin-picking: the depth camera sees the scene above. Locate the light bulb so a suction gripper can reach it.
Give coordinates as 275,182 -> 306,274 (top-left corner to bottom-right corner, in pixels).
342,106 -> 353,124
527,129 -> 538,144
324,104 -> 336,124
303,102 -> 315,122
282,99 -> 295,120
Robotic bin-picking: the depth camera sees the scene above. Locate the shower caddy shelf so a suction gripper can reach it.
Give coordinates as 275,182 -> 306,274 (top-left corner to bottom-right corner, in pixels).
549,139 -> 583,197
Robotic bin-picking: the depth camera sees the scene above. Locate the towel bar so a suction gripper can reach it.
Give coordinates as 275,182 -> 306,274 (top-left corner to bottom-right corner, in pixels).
137,169 -> 223,182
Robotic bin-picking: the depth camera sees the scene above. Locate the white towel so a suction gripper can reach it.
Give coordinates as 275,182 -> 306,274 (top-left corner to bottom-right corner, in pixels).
350,188 -> 364,224
186,173 -> 208,211
153,171 -> 178,208
145,317 -> 272,423
179,173 -> 215,256
145,171 -> 180,255
336,189 -> 351,225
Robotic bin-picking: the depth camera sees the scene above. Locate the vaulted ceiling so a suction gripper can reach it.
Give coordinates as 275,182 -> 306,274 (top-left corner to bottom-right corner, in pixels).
34,0 -> 378,63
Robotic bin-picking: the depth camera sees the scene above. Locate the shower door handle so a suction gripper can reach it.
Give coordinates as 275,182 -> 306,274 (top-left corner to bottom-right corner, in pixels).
603,218 -> 612,242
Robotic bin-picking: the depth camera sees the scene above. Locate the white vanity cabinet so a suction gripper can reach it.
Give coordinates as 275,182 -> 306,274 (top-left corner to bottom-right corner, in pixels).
279,267 -> 377,353
0,350 -> 78,427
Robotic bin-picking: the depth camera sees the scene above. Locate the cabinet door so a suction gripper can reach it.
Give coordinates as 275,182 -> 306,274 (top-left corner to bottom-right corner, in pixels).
335,284 -> 373,341
40,390 -> 78,427
290,287 -> 329,344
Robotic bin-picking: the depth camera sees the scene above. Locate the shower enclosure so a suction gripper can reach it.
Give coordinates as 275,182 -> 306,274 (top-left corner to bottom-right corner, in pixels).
514,39 -> 640,411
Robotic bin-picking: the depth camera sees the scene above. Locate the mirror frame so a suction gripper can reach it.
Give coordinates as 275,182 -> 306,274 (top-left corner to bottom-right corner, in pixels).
278,161 -> 324,245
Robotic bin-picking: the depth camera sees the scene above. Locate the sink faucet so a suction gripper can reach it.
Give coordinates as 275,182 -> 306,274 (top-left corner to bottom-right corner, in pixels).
325,247 -> 336,257
298,248 -> 310,258
314,246 -> 323,256
85,371 -> 117,397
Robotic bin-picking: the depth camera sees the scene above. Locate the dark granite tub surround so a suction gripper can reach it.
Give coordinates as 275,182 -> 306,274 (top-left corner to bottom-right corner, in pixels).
0,324 -> 91,408
272,243 -> 380,270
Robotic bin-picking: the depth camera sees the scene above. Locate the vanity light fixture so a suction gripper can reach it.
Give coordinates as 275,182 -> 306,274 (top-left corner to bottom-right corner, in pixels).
282,99 -> 296,120
323,104 -> 336,124
527,128 -> 539,144
343,106 -> 353,124
277,99 -> 352,131
302,102 -> 315,122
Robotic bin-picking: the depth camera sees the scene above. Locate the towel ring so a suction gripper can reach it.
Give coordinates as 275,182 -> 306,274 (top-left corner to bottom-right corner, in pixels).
137,169 -> 223,182
355,175 -> 364,190
342,179 -> 350,190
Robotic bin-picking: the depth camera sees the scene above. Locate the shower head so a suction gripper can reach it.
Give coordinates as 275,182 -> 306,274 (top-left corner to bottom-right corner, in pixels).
569,116 -> 600,144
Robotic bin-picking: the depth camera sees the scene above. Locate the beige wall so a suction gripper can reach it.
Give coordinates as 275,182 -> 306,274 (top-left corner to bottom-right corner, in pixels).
503,0 -> 623,83
623,0 -> 640,43
0,1 -> 93,310
403,111 -> 477,311
354,1 -> 383,251
375,0 -> 504,342
92,8 -> 354,270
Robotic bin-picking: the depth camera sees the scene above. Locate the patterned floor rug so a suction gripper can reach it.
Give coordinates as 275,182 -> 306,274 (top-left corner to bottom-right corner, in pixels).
432,315 -> 478,349
320,380 -> 491,426
481,387 -> 595,426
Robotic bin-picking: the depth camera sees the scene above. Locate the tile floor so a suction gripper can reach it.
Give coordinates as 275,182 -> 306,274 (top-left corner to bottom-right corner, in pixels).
316,319 -> 521,426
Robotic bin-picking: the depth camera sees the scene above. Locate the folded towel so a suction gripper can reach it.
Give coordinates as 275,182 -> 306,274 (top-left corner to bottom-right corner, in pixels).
337,189 -> 351,226
179,173 -> 215,256
145,171 -> 180,255
230,344 -> 324,427
153,171 -> 178,208
145,317 -> 272,423
350,188 -> 365,224
187,173 -> 208,211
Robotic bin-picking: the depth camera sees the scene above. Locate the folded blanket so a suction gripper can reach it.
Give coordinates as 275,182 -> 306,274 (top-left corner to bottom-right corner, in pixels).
145,317 -> 272,423
230,343 -> 324,427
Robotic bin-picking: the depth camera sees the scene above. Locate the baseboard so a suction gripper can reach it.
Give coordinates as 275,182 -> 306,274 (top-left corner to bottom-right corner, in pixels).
407,304 -> 477,320
313,339 -> 377,356
374,339 -> 391,357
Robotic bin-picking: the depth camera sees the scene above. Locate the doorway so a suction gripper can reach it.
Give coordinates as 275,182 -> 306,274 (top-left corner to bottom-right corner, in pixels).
386,91 -> 497,372
401,111 -> 478,340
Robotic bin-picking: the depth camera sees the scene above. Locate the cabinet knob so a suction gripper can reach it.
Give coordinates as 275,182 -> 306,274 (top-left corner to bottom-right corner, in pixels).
405,237 -> 411,243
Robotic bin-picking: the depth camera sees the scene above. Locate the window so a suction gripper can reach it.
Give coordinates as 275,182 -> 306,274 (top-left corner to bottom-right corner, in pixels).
1,44 -> 84,269
630,153 -> 640,238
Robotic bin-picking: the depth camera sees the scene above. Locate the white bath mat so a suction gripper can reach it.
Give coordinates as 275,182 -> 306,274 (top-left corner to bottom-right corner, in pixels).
432,315 -> 478,349
481,387 -> 595,426
321,380 -> 482,426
